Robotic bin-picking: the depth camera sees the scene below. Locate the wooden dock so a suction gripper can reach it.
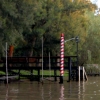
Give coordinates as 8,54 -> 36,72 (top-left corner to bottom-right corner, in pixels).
0,56 -> 78,82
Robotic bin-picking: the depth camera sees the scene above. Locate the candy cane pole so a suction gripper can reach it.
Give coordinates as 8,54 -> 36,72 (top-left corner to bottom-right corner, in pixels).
59,33 -> 64,84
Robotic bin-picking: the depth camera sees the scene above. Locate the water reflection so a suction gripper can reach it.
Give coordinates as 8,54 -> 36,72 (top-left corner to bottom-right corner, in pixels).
48,84 -> 51,100
66,81 -> 85,100
5,86 -> 8,100
41,86 -> 44,100
59,85 -> 64,100
1,77 -> 100,100
78,82 -> 81,99
78,81 -> 85,100
41,82 -> 52,100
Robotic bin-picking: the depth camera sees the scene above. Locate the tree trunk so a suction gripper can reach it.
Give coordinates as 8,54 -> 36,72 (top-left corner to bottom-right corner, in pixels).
28,37 -> 36,57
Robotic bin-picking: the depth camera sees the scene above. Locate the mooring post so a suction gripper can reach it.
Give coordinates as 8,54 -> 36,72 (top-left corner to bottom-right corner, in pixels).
54,69 -> 57,81
78,66 -> 80,82
67,57 -> 71,82
38,69 -> 40,82
59,33 -> 64,84
30,69 -> 33,81
18,69 -> 20,80
82,66 -> 84,81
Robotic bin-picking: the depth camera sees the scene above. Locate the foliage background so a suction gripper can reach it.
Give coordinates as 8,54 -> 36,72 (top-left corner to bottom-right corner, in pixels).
0,0 -> 99,65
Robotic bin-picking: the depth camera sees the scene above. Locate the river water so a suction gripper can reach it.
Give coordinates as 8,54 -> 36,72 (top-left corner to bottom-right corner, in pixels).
0,77 -> 100,100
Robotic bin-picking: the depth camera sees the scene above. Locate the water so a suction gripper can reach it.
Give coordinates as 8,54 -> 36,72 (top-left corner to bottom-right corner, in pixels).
0,77 -> 100,100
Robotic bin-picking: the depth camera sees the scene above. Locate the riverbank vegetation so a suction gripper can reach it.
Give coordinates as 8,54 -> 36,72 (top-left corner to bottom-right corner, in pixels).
0,70 -> 68,77
0,0 -> 99,65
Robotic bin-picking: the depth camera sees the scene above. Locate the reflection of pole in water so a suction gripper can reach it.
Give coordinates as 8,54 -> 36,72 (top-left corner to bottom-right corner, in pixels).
78,81 -> 81,100
41,86 -> 44,100
59,85 -> 64,100
5,86 -> 8,100
48,85 -> 52,100
82,81 -> 85,100
78,82 -> 85,100
41,84 -> 52,100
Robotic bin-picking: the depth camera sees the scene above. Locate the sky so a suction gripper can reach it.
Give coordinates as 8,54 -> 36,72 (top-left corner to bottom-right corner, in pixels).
95,0 -> 100,8
90,0 -> 100,8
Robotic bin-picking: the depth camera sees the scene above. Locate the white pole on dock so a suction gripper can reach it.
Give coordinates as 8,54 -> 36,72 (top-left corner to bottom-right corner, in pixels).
42,37 -> 44,83
78,66 -> 80,82
6,42 -> 8,84
49,52 -> 51,79
82,67 -> 84,81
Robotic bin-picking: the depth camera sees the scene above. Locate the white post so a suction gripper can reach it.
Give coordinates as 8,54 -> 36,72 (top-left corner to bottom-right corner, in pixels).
82,67 -> 84,81
49,52 -> 51,79
42,37 -> 44,82
84,67 -> 88,81
6,42 -> 8,84
78,66 -> 80,82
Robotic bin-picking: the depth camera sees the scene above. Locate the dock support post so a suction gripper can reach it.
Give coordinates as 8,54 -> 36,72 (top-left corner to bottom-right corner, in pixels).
54,69 -> 57,81
78,66 -> 80,82
59,76 -> 63,83
18,69 -> 20,80
30,69 -> 33,81
67,57 -> 71,82
38,69 -> 40,82
82,67 -> 84,81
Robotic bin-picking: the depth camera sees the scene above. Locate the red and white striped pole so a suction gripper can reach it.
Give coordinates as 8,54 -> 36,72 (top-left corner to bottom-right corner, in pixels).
59,33 -> 64,84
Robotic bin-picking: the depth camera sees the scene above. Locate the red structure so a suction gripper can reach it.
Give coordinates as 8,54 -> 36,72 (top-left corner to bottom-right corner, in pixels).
59,33 -> 64,84
8,45 -> 14,57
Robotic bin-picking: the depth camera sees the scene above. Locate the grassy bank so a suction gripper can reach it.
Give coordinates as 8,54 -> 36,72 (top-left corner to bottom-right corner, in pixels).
0,70 -> 68,77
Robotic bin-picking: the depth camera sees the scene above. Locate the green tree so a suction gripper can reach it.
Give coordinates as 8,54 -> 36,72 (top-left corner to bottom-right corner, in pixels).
0,0 -> 35,56
0,0 -> 97,66
82,11 -> 100,64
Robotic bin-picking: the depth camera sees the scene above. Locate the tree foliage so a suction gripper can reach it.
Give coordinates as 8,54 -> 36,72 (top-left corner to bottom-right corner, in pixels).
81,11 -> 100,64
0,0 -> 99,65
